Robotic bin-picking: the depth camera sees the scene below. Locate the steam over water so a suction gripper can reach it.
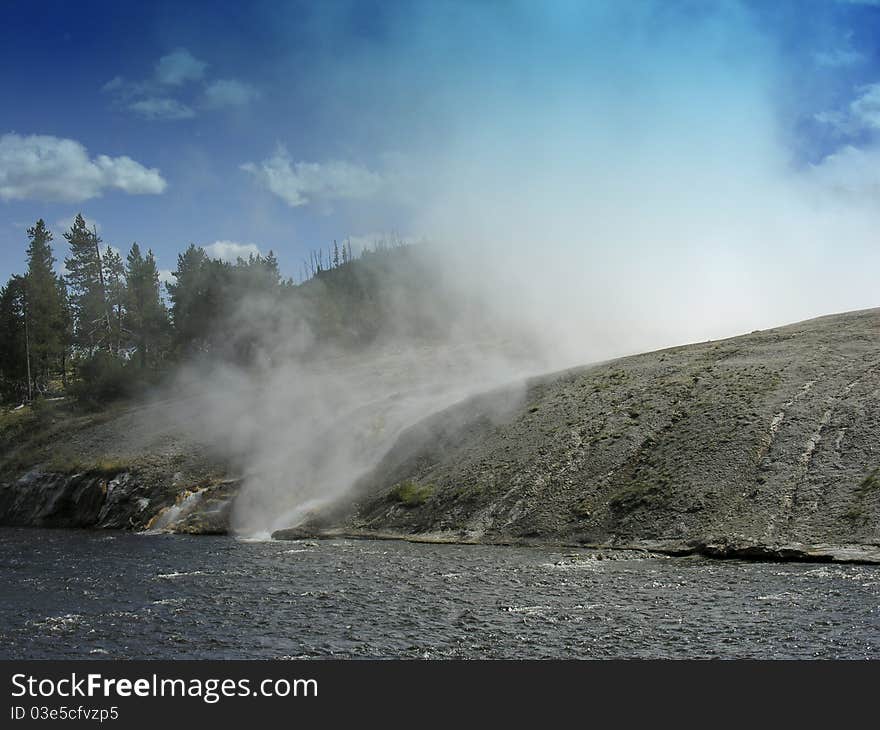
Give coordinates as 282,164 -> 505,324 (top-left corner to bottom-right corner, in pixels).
170,339 -> 538,537
1,528 -> 878,659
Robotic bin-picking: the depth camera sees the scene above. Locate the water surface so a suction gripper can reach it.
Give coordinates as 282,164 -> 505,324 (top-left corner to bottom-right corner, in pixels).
1,528 -> 877,659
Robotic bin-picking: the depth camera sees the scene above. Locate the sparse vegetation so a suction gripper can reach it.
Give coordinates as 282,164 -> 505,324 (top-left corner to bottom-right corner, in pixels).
388,480 -> 435,506
43,455 -> 131,476
846,468 -> 879,525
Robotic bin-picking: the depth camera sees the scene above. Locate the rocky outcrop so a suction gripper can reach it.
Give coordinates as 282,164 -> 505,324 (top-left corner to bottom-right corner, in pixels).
143,479 -> 239,534
0,471 -> 142,528
0,469 -> 239,533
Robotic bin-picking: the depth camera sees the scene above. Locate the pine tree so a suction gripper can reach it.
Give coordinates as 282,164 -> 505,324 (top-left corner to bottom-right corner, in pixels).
102,245 -> 126,355
24,220 -> 66,393
333,240 -> 341,268
166,243 -> 212,353
55,275 -> 72,387
125,243 -> 168,368
264,250 -> 280,281
0,276 -> 29,401
64,214 -> 109,351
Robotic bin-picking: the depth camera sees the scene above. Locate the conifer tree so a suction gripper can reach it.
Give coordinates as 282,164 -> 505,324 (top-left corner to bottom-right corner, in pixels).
166,243 -> 212,353
264,250 -> 280,281
24,220 -> 66,392
55,275 -> 72,387
102,245 -> 126,355
0,276 -> 29,400
125,243 -> 168,368
64,214 -> 109,351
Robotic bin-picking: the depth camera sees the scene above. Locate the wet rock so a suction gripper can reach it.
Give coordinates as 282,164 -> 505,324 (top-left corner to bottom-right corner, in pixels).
0,470 -> 240,534
271,526 -> 324,540
0,471 -> 114,528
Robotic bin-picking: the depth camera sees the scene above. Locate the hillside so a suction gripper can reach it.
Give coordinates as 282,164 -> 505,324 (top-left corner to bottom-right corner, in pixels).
291,307 -> 880,562
2,307 -> 879,562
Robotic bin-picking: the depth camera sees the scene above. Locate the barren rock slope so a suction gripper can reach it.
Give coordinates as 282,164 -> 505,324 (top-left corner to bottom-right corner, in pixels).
338,308 -> 880,556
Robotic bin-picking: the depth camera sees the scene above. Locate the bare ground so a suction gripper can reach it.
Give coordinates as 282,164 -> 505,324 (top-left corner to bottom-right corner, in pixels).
323,308 -> 880,560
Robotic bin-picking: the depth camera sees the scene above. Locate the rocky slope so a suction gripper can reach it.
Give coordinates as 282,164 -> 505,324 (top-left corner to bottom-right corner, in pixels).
2,307 -> 879,563
0,396 -> 234,532
285,307 -> 880,562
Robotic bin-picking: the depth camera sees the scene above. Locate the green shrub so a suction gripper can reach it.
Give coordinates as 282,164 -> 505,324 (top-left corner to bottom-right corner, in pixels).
388,480 -> 434,506
69,352 -> 133,405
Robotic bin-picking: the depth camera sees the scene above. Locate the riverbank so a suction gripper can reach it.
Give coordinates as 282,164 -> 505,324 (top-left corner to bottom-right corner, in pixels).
270,527 -> 880,565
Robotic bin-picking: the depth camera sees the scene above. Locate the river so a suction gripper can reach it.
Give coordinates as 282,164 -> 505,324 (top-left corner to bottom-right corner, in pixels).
1,528 -> 877,659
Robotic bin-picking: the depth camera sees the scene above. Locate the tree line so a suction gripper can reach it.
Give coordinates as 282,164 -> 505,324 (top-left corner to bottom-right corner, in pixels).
0,214 -> 283,404
0,215 -> 411,405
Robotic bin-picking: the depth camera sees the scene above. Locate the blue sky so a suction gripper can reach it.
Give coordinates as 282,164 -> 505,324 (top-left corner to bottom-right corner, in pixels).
2,0 -> 880,329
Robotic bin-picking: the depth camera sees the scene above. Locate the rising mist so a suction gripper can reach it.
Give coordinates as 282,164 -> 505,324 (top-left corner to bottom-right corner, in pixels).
153,2 -> 880,536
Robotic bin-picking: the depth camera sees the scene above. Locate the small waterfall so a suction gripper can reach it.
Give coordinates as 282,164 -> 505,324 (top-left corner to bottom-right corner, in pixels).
143,490 -> 205,533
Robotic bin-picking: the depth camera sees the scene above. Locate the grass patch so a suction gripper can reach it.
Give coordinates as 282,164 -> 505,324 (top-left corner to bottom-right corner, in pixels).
43,454 -> 131,476
388,480 -> 435,506
0,399 -> 133,479
846,468 -> 879,525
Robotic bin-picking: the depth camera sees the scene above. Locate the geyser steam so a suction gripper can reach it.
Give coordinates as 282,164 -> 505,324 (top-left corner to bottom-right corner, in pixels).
165,2 -> 880,535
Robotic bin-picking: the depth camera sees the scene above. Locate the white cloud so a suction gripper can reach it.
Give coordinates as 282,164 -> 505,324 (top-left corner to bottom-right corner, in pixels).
203,240 -> 262,262
102,75 -> 125,92
155,49 -> 207,86
814,110 -> 846,128
202,79 -> 260,108
103,50 -> 257,122
816,82 -> 880,134
0,133 -> 167,202
158,269 -> 175,285
241,146 -> 383,208
129,97 -> 196,120
809,144 -> 880,197
849,83 -> 880,129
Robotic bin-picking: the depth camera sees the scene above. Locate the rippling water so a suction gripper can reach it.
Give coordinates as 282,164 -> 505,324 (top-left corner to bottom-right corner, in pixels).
1,527 -> 878,659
